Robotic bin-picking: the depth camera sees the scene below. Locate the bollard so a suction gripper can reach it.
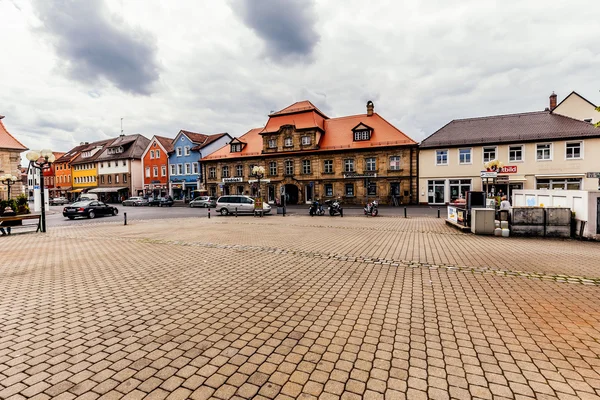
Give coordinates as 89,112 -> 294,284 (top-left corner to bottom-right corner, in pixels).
208,208 -> 210,219
437,208 -> 440,218
404,207 -> 407,218
124,212 -> 127,225
283,206 -> 286,217
235,207 -> 238,217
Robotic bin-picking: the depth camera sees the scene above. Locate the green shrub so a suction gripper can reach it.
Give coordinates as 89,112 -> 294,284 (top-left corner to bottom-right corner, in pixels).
16,194 -> 28,206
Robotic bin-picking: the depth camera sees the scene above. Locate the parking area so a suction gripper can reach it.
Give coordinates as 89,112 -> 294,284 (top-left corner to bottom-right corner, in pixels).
1,216 -> 599,399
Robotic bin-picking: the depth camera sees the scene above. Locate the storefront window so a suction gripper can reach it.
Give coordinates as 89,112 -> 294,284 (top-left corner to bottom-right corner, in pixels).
449,179 -> 471,201
325,184 -> 333,197
536,178 -> 581,190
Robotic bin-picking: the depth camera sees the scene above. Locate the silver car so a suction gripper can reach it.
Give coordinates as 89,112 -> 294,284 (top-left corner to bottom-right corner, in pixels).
122,196 -> 148,206
216,195 -> 272,216
50,196 -> 70,205
189,196 -> 217,208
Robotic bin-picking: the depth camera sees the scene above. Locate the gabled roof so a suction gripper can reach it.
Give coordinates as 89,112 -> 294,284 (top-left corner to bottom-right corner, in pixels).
0,116 -> 28,151
190,133 -> 231,151
261,100 -> 329,135
269,100 -> 329,118
96,134 -> 150,161
55,143 -> 90,163
71,138 -> 115,164
420,110 -> 600,149
552,91 -> 597,112
179,130 -> 209,145
156,136 -> 174,153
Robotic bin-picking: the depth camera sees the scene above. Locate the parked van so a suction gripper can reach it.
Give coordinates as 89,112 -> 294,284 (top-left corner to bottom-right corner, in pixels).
216,195 -> 271,216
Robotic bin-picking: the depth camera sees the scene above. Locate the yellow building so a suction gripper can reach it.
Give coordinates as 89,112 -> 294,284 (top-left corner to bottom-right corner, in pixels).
70,140 -> 113,192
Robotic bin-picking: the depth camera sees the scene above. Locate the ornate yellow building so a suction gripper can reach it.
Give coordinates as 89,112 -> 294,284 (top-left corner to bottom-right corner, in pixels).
202,101 -> 418,205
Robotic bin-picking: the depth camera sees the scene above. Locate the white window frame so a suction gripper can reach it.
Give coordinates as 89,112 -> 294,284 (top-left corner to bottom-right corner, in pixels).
435,150 -> 448,166
185,163 -> 191,175
324,160 -> 333,173
284,137 -> 293,147
209,167 -> 216,179
344,159 -> 355,172
536,143 -> 552,161
153,166 -> 158,177
177,164 -> 183,175
145,167 -> 150,177
150,150 -> 154,159
509,145 -> 524,162
301,136 -> 311,145
170,164 -> 176,175
458,148 -> 472,165
302,160 -> 311,174
161,166 -> 167,177
269,161 -> 277,176
268,139 -> 277,148
184,146 -> 190,156
482,146 -> 497,163
565,141 -> 583,160
156,149 -> 160,158
176,147 -> 182,157
365,157 -> 376,172
285,160 -> 294,175
192,162 -> 199,174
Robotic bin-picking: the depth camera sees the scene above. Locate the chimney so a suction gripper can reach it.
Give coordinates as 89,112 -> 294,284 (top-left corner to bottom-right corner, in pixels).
549,92 -> 557,110
366,101 -> 374,117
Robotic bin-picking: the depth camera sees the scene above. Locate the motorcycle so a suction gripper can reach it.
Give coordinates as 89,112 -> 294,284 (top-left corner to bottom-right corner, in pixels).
364,200 -> 379,217
325,199 -> 343,217
309,200 -> 325,216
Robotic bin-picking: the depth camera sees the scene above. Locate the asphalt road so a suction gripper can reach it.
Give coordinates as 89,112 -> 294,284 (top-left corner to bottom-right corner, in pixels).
44,203 -> 447,227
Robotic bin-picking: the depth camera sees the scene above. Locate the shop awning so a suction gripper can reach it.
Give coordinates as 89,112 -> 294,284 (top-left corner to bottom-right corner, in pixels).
88,187 -> 128,193
69,189 -> 84,193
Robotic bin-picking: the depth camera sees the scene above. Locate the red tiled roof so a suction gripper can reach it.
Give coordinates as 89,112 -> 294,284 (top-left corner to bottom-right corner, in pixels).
203,102 -> 416,161
0,117 -> 28,151
155,136 -> 174,153
269,100 -> 328,118
180,130 -> 209,144
420,110 -> 600,148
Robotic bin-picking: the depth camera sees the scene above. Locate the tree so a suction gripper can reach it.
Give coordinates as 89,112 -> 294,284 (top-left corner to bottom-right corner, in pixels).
595,106 -> 600,128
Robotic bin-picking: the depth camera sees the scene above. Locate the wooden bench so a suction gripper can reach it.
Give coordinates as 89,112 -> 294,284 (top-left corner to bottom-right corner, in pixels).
0,214 -> 42,234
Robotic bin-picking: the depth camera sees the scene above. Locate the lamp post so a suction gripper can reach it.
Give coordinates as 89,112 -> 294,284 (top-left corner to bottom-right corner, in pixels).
251,166 -> 265,199
1,173 -> 17,200
26,149 -> 55,233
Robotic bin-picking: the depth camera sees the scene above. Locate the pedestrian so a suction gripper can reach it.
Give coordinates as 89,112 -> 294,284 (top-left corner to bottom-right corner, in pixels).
0,206 -> 20,236
500,196 -> 511,211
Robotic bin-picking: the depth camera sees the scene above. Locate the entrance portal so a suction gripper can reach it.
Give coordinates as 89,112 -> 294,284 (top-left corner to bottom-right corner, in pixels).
283,184 -> 299,205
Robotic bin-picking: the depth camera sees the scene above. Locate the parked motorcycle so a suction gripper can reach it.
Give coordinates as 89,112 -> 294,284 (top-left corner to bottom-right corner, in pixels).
309,200 -> 325,216
325,199 -> 343,217
364,200 -> 379,217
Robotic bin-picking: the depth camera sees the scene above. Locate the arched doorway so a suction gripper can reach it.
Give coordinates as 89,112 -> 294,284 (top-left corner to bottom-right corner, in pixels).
283,184 -> 299,205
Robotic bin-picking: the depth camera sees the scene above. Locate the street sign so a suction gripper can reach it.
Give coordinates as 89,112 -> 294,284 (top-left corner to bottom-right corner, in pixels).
34,185 -> 40,189
480,171 -> 497,178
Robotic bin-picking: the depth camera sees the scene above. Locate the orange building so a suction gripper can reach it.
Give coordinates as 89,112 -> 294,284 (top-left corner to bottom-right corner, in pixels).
202,101 -> 418,205
54,143 -> 88,199
141,136 -> 174,198
43,151 -> 65,197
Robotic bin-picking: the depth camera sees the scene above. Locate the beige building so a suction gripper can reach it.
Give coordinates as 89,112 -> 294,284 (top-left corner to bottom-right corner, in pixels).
0,115 -> 28,200
202,101 -> 418,205
419,92 -> 600,204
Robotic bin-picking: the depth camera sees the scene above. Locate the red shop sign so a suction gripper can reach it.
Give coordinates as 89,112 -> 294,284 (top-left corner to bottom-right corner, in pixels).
500,165 -> 517,173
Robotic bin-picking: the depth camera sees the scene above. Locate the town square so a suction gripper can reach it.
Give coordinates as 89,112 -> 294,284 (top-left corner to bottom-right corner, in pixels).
2,0 -> 600,399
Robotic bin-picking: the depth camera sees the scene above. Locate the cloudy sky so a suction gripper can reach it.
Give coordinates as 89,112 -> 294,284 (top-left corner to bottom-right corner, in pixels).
1,0 -> 599,155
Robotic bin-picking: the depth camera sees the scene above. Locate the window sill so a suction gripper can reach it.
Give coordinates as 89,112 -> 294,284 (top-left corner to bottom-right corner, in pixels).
387,169 -> 404,172
322,171 -> 335,175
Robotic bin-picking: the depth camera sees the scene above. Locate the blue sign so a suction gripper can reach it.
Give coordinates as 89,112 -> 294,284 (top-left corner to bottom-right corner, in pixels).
34,185 -> 40,189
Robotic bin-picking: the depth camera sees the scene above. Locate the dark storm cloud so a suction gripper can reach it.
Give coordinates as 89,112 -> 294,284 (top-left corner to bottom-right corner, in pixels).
230,0 -> 320,62
32,0 -> 160,95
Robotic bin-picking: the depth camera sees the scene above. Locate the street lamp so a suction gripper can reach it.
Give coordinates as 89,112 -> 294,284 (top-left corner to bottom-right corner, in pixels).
251,166 -> 265,199
26,149 -> 55,233
1,173 -> 17,200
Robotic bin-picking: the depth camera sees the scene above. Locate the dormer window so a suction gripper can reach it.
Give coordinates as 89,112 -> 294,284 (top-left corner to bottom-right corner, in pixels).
231,143 -> 242,152
284,137 -> 293,147
354,130 -> 371,141
268,139 -> 277,148
107,146 -> 124,155
301,136 -> 311,145
352,123 -> 373,141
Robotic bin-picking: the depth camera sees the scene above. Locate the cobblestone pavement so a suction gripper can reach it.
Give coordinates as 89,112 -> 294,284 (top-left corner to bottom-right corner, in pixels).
1,216 -> 599,400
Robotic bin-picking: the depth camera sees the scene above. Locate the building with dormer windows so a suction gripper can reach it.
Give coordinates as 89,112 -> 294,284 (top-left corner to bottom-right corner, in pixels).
202,101 -> 418,205
70,139 -> 114,195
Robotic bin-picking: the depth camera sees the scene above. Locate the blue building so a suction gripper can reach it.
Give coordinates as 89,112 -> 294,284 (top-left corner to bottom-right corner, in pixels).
168,130 -> 231,199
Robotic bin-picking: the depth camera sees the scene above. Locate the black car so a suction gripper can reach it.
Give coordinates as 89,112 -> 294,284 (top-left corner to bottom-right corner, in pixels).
63,201 -> 119,220
147,197 -> 161,206
159,196 -> 174,207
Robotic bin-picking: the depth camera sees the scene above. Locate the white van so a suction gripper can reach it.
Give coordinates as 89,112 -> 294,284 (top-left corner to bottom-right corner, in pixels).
216,195 -> 271,215
79,193 -> 98,201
